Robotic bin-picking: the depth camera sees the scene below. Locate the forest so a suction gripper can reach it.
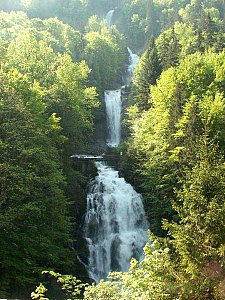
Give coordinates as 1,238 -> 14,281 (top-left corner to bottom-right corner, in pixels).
0,0 -> 224,299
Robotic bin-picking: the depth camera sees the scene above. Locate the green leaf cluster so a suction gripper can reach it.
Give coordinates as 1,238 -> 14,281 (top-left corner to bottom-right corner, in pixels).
0,10 -> 98,297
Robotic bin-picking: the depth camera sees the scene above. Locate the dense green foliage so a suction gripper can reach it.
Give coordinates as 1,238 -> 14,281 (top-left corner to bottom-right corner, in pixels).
0,0 -> 115,29
0,9 -> 98,298
128,51 -> 225,234
0,67 -> 71,295
0,0 -> 224,299
118,0 -> 225,298
1,1 -> 120,299
0,4 -> 128,295
83,16 -> 126,91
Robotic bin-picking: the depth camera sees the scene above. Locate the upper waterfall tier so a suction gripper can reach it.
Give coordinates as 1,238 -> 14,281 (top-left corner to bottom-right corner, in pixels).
84,162 -> 149,283
105,9 -> 115,27
104,89 -> 122,147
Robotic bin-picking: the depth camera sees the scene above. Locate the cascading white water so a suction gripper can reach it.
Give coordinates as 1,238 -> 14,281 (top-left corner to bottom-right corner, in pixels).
104,89 -> 122,147
127,47 -> 139,84
84,162 -> 149,283
83,11 -> 148,283
105,9 -> 115,27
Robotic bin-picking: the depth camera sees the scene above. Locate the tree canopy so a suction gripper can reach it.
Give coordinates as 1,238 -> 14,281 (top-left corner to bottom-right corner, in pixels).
0,0 -> 224,298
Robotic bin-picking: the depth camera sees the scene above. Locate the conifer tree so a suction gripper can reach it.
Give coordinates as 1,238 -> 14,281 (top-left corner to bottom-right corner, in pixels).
132,37 -> 161,110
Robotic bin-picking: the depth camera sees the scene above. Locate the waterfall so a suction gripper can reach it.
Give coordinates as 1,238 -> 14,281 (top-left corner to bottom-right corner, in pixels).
84,162 -> 149,283
127,47 -> 139,84
104,89 -> 122,147
103,50 -> 139,147
105,9 -> 115,27
83,13 -> 147,283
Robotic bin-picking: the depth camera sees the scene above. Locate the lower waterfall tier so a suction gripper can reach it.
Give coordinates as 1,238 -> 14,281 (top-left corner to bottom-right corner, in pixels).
84,162 -> 149,283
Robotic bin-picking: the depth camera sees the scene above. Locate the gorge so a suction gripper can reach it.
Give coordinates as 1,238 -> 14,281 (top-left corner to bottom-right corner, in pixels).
1,1 -> 224,298
83,11 -> 149,282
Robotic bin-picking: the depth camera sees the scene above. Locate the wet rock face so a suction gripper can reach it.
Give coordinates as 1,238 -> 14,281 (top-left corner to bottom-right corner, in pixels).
91,99 -> 108,153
